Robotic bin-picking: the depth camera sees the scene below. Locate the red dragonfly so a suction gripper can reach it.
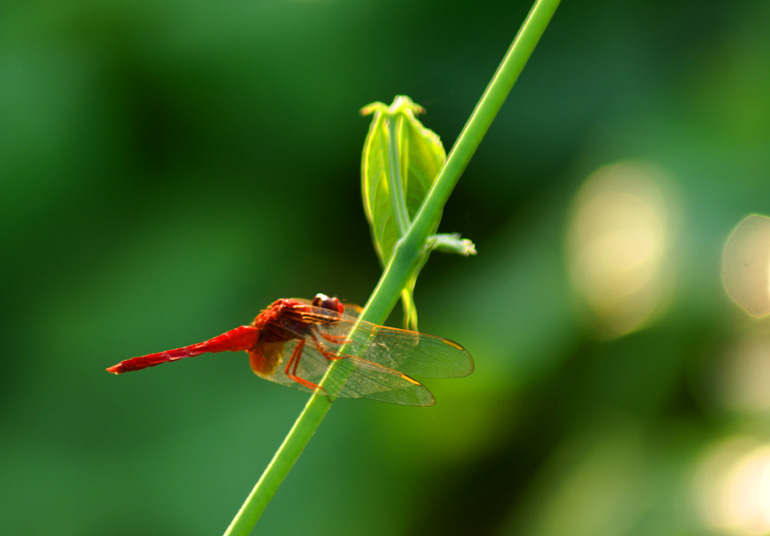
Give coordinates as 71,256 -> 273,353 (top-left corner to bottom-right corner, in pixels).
107,293 -> 473,406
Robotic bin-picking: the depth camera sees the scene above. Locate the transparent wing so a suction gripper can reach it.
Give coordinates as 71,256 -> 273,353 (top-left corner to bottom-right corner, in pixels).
331,358 -> 435,406
281,302 -> 473,377
344,321 -> 474,378
255,336 -> 435,406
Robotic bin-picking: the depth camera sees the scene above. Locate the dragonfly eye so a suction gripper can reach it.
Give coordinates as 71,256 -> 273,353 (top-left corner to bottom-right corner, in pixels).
312,293 -> 344,314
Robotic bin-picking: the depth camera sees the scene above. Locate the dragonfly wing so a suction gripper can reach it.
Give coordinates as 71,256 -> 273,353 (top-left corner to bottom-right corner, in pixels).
275,302 -> 470,404
331,357 -> 435,406
296,342 -> 435,406
255,331 -> 435,406
250,339 -> 331,391
316,317 -> 474,379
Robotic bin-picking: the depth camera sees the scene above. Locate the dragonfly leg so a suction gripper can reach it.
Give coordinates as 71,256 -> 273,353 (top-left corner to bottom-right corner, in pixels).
284,339 -> 324,392
310,331 -> 346,361
318,332 -> 352,345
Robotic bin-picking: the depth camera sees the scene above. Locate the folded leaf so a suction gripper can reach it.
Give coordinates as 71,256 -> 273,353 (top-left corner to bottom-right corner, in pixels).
361,96 -> 446,329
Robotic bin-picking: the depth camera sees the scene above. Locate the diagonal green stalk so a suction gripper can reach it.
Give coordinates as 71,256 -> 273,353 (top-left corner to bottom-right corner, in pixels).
223,0 -> 560,533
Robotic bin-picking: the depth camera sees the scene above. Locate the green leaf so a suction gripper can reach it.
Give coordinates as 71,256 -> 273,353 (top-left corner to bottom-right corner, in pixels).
361,96 -> 446,328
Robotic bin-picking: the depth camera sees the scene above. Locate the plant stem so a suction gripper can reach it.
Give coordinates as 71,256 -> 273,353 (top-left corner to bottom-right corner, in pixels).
224,0 -> 560,533
408,0 -> 562,249
223,395 -> 331,536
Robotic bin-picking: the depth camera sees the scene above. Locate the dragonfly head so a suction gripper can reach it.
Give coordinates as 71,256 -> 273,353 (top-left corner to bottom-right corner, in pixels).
312,293 -> 344,314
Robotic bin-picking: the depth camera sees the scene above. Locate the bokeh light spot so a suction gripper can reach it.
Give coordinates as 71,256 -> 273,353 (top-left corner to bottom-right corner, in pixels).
695,438 -> 770,535
723,215 -> 770,316
565,161 -> 676,337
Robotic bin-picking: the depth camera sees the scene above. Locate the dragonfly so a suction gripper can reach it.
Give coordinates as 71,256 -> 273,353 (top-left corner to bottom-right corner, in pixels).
107,293 -> 473,406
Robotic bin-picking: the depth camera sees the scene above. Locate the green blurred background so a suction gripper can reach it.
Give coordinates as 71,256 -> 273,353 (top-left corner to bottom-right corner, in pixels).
3,0 -> 770,534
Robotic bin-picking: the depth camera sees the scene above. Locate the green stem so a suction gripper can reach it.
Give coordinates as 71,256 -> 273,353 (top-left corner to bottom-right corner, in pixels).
408,0 -> 561,248
361,0 -> 562,323
223,0 -> 560,533
223,395 -> 331,536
